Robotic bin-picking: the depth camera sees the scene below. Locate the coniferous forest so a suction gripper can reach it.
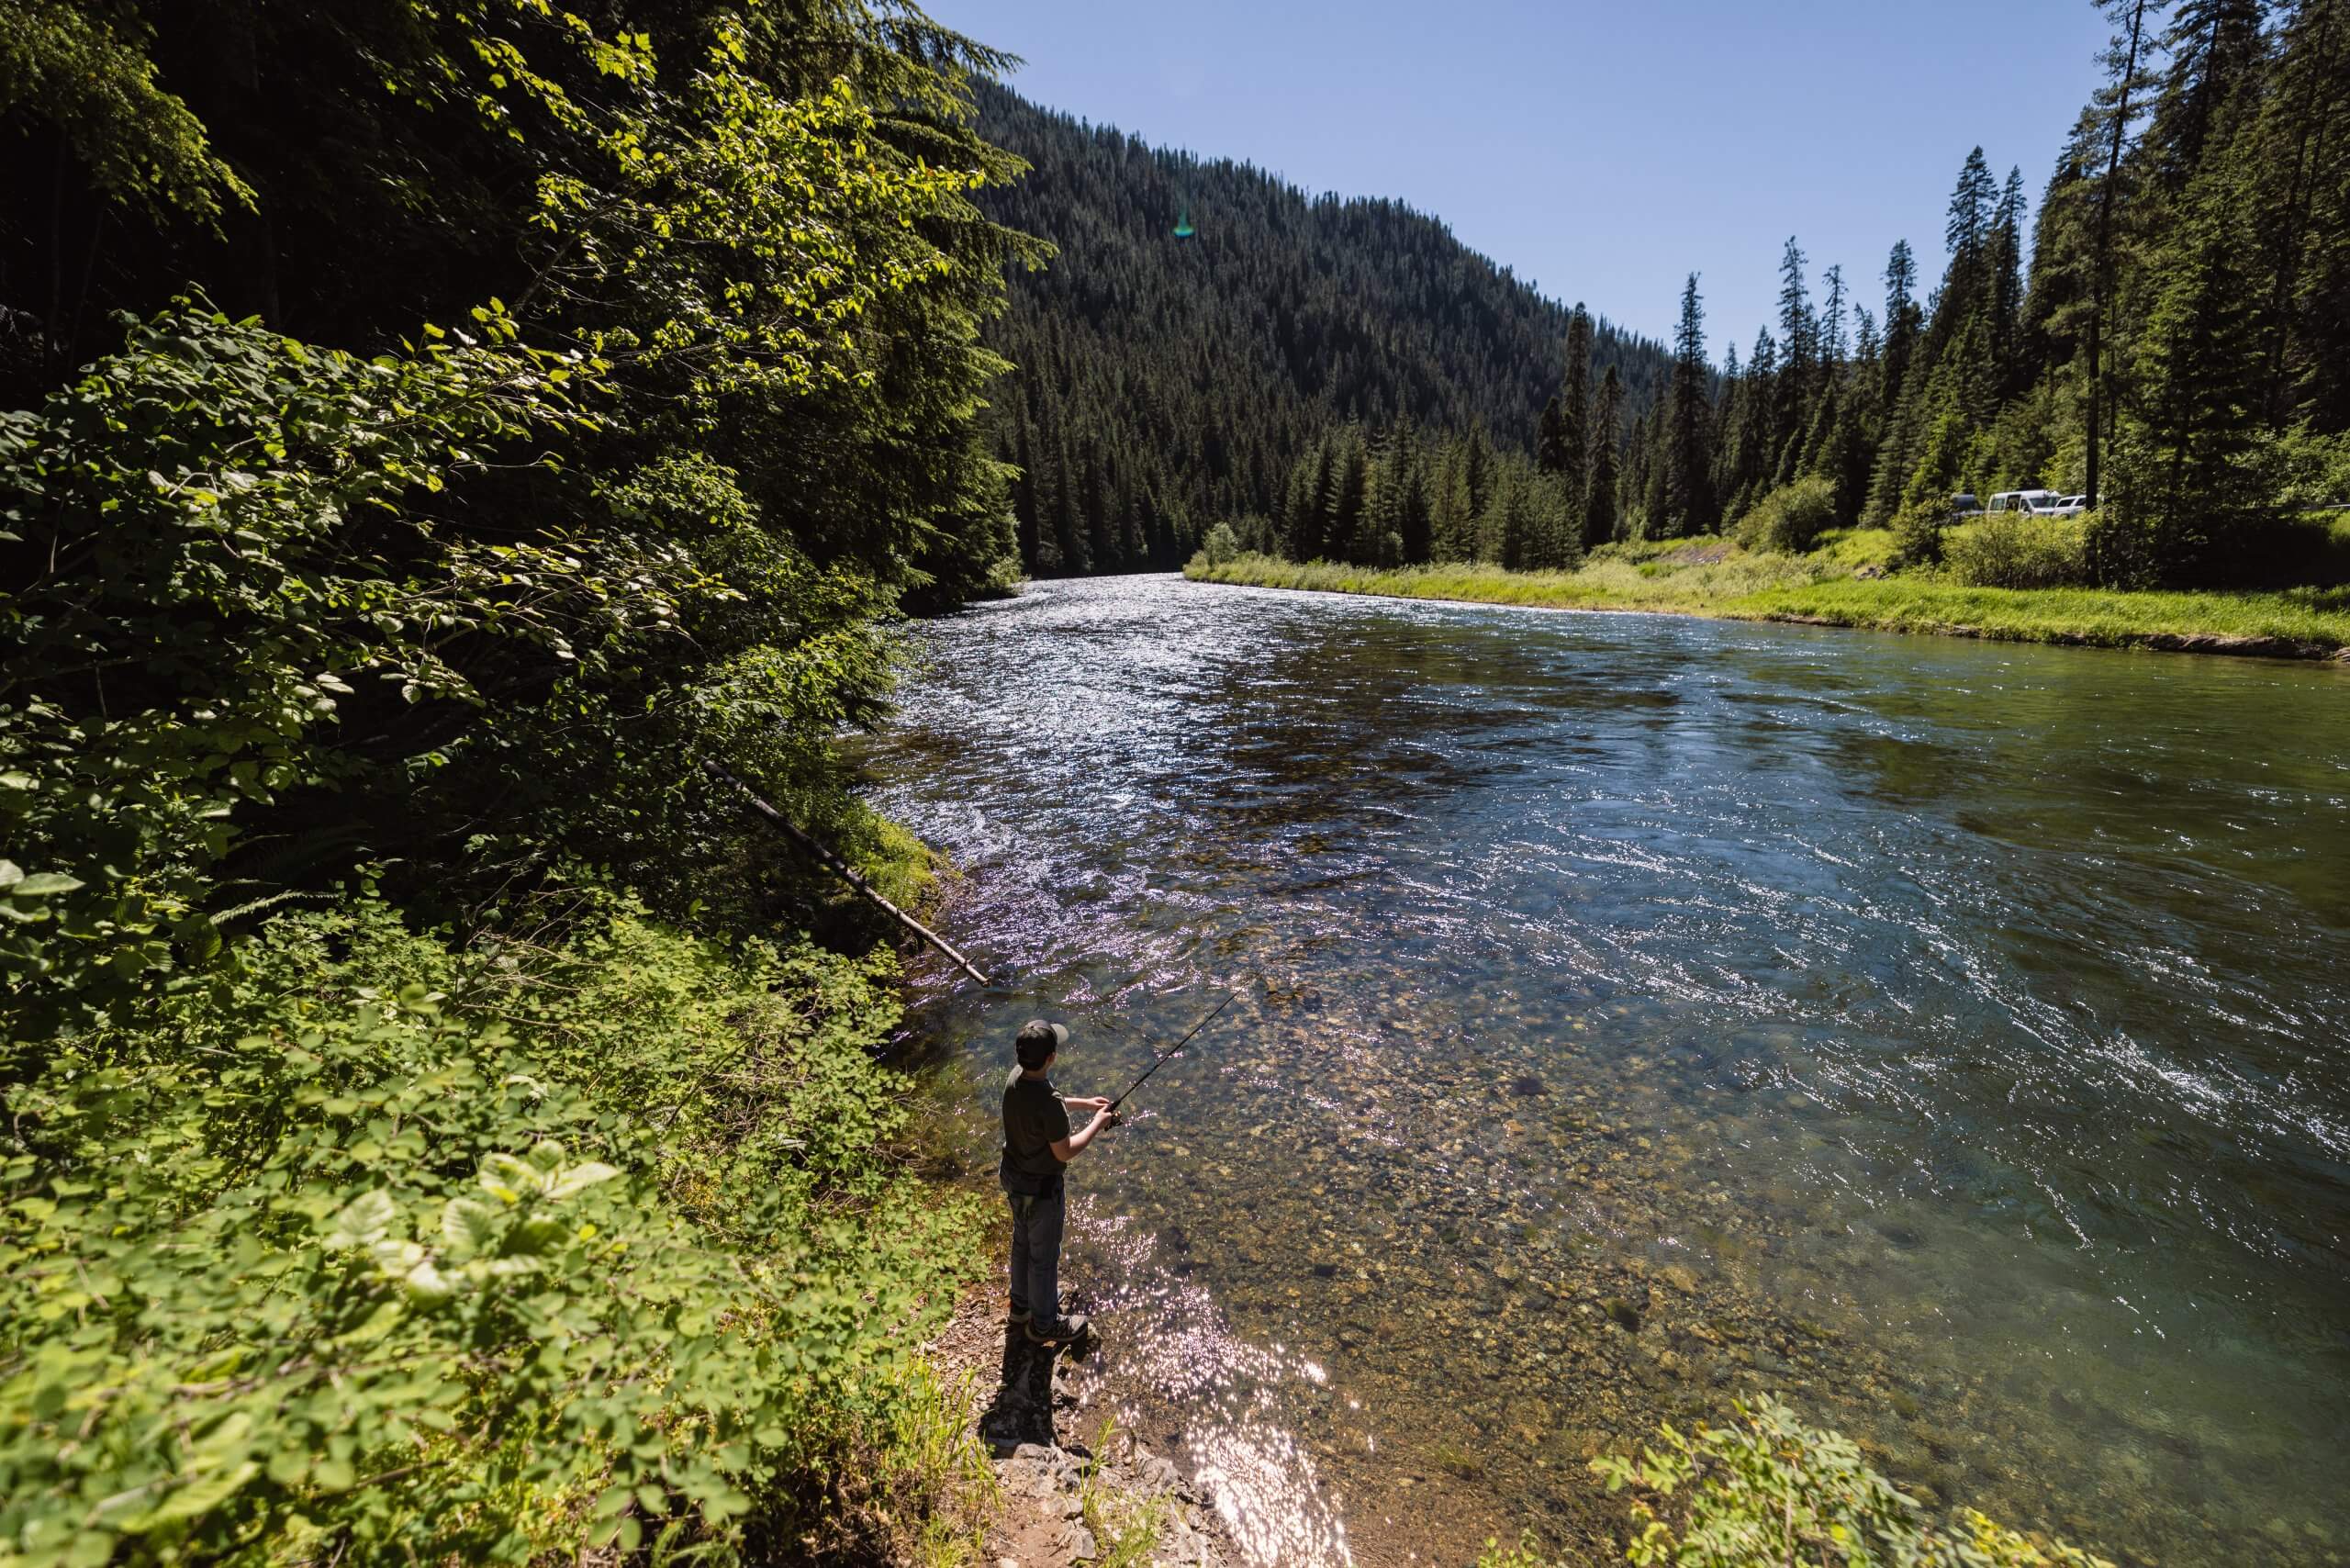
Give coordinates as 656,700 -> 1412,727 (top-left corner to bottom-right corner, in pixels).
970,84 -> 1672,575
1035,2 -> 2350,592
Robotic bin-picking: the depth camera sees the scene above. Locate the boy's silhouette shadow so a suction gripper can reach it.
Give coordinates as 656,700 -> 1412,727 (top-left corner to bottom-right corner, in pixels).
977,1322 -> 1091,1454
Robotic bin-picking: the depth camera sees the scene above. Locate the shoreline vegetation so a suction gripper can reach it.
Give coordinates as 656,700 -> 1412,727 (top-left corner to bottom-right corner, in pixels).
1185,531 -> 2350,665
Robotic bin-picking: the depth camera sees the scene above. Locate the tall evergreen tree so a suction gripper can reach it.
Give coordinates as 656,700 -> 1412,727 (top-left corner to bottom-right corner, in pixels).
1558,304 -> 1595,536
1584,364 -> 1624,548
1881,239 -> 1923,412
1430,435 -> 1478,562
1820,263 -> 1849,369
1325,424 -> 1371,562
1661,274 -> 1718,536
1536,398 -> 1570,474
1947,147 -> 1999,263
1772,238 -> 1816,482
2147,0 -> 2268,193
1990,166 -> 2031,397
1723,325 -> 1778,520
2132,118 -> 2269,575
2258,0 -> 2350,426
2086,0 -> 2160,506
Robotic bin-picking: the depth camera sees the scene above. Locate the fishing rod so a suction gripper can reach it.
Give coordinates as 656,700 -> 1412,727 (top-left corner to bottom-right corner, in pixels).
1109,989 -> 1238,1110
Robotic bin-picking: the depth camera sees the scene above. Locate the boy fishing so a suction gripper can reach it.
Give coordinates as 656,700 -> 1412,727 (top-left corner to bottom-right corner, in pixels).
1000,1018 -> 1120,1345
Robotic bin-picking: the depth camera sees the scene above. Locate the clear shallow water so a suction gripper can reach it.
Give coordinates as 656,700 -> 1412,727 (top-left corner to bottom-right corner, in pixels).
858,576 -> 2350,1567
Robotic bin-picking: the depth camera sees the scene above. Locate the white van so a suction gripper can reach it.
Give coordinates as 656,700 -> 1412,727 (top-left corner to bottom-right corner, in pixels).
1986,490 -> 2073,517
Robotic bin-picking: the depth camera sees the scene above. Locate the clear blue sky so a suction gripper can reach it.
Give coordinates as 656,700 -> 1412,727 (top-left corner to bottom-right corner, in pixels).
930,0 -> 2115,353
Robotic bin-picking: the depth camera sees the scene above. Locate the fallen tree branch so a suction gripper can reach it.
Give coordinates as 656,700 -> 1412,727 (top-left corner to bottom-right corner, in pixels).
701,760 -> 990,987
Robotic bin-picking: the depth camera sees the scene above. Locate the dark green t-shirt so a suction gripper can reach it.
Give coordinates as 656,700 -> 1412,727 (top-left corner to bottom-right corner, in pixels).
1002,1068 -> 1071,1178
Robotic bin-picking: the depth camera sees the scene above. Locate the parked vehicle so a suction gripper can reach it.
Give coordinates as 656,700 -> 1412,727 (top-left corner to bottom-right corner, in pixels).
1951,490 -> 2091,521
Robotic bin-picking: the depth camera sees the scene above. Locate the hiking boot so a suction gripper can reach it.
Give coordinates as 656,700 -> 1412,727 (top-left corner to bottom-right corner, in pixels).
1024,1313 -> 1091,1346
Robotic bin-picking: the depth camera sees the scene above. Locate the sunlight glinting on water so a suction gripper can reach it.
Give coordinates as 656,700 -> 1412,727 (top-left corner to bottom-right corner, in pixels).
1070,1202 -> 1358,1567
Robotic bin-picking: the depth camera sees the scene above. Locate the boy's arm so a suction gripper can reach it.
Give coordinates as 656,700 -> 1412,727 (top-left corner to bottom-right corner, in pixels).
1049,1103 -> 1120,1162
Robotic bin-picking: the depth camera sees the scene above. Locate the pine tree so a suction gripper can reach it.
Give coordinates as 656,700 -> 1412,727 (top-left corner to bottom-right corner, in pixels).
1584,364 -> 1624,549
1537,398 -> 1569,473
1820,264 -> 1849,369
1662,273 -> 1718,536
1881,239 -> 1923,410
1325,425 -> 1371,562
1989,167 -> 2031,397
2132,127 -> 2268,576
1946,147 -> 1998,264
2257,0 -> 2350,424
1772,238 -> 1816,483
1430,435 -> 1477,563
1391,424 -> 1434,564
1721,326 -> 1777,521
2147,0 -> 2267,194
1559,305 -> 1595,534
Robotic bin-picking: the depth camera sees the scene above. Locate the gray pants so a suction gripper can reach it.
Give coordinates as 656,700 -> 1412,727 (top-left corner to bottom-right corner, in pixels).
1006,1186 -> 1064,1323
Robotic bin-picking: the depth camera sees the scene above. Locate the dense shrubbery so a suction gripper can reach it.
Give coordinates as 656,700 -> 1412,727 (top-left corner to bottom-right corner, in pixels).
0,13 -> 1035,1558
2276,427 -> 2350,512
1733,476 -> 1840,556
1942,514 -> 2095,590
1,0 -> 1039,1043
1891,499 -> 1952,569
0,890 -> 988,1565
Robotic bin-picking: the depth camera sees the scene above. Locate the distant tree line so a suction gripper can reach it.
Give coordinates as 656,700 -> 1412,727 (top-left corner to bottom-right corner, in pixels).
969,84 -> 1673,577
1219,303 -> 1629,572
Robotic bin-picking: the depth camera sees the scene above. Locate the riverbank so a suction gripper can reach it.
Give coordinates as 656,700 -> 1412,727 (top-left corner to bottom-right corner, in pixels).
1184,552 -> 2350,663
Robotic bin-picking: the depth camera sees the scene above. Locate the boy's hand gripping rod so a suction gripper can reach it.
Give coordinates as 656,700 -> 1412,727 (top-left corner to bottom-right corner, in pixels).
1109,990 -> 1238,1111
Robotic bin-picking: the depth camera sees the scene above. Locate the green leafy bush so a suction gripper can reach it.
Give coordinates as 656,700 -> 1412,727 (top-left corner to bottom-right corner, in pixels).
1193,521 -> 1244,568
2275,424 -> 2350,511
0,302 -> 602,1031
1891,498 -> 1952,568
1944,513 -> 2094,589
1592,1396 -> 2112,1567
0,893 -> 987,1566
1734,476 -> 1840,555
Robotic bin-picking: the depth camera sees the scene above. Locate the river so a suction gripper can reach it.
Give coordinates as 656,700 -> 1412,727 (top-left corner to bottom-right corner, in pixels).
857,574 -> 2350,1568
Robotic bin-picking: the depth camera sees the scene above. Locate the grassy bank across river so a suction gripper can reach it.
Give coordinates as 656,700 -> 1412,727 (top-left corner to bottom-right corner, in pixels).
1185,548 -> 2350,663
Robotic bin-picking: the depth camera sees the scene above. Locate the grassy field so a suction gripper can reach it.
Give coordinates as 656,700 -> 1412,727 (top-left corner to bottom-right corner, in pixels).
1184,548 -> 2350,658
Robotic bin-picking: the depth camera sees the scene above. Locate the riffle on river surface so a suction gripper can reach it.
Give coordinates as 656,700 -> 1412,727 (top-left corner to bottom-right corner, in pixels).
857,575 -> 2350,1568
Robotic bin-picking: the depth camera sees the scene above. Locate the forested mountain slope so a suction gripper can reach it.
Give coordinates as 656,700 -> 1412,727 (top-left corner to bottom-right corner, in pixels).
974,84 -> 1672,575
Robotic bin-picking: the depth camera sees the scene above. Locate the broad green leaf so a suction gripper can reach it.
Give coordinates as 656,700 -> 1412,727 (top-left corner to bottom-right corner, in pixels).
548,1160 -> 621,1200
323,1191 -> 395,1249
441,1196 -> 498,1259
134,1462 -> 261,1529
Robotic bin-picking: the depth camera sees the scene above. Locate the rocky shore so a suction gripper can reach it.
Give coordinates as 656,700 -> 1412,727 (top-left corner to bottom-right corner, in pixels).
925,1293 -> 1239,1568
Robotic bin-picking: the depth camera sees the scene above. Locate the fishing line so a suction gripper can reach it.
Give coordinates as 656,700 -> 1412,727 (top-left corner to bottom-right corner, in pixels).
1109,988 -> 1240,1110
